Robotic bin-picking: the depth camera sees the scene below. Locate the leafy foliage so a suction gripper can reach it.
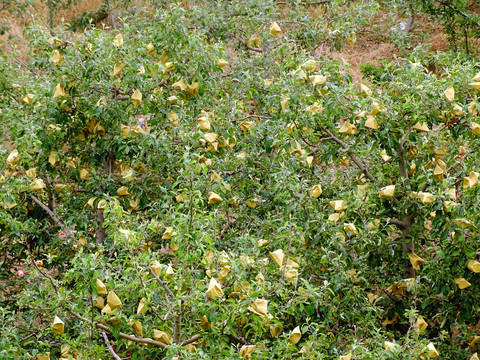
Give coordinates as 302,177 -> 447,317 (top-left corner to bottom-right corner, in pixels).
1,0 -> 480,359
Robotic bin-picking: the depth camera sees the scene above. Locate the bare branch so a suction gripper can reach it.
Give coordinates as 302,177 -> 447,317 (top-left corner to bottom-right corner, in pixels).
30,195 -> 61,225
229,33 -> 264,52
31,257 -> 59,292
382,217 -> 409,229
179,334 -> 201,346
75,50 -> 87,71
10,56 -> 41,76
30,195 -> 74,236
433,0 -> 480,28
173,306 -> 181,344
398,133 -> 409,179
102,331 -> 123,360
225,333 -> 248,345
277,1 -> 328,5
148,268 -> 175,298
68,310 -> 168,348
236,115 -> 272,121
96,210 -> 107,244
321,127 -> 379,185
227,32 -> 282,53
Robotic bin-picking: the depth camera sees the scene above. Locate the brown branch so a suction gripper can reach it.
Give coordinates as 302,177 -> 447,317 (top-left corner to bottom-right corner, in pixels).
179,334 -> 201,346
106,1 -> 117,29
148,269 -> 175,298
433,0 -> 480,28
236,115 -> 272,121
225,333 -> 248,345
230,33 -> 264,52
321,127 -> 379,185
30,195 -> 73,236
75,49 -> 87,71
382,217 -> 409,229
277,1 -> 328,5
405,15 -> 414,33
157,76 -> 170,87
31,257 -> 59,292
11,56 -> 41,76
173,306 -> 181,344
44,172 -> 56,211
398,133 -> 409,179
96,210 -> 107,244
68,310 -> 168,348
0,174 -> 12,190
227,32 -> 281,53
102,331 -> 123,360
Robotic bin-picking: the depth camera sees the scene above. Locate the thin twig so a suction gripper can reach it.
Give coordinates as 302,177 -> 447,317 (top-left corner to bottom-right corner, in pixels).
236,114 -> 272,121
11,56 -> 41,76
277,1 -> 328,5
433,0 -> 480,28
75,49 -> 87,71
179,334 -> 201,346
148,268 -> 175,298
106,0 -> 117,29
173,302 -> 182,344
30,195 -> 63,227
382,217 -> 408,229
321,127 -> 379,185
102,331 -> 123,360
225,333 -> 248,345
31,257 -> 172,349
229,33 -> 263,53
68,310 -> 168,348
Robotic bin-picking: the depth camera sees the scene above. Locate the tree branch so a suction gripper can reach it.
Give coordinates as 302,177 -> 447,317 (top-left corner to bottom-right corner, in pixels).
227,32 -> 281,53
433,0 -> 480,28
96,210 -> 107,244
173,305 -> 181,344
236,114 -> 272,121
382,217 -> 409,229
68,309 -> 168,348
148,268 -> 175,298
102,331 -> 123,360
179,334 -> 201,346
225,333 -> 248,345
321,127 -> 379,185
30,195 -> 62,225
230,33 -> 264,52
277,1 -> 328,5
31,194 -> 73,236
397,133 -> 409,179
32,258 -> 204,349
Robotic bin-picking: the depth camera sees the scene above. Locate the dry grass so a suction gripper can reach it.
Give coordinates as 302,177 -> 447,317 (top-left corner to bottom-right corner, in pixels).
325,39 -> 397,83
321,11 -> 478,84
0,0 -> 103,57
